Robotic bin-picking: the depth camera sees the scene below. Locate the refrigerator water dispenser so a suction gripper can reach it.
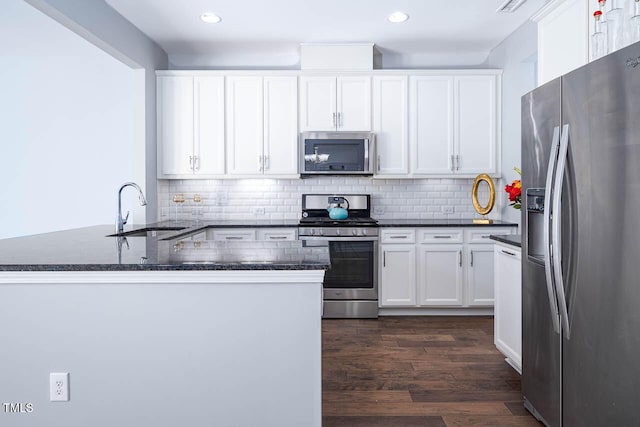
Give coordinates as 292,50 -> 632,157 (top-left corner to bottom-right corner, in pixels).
526,188 -> 545,263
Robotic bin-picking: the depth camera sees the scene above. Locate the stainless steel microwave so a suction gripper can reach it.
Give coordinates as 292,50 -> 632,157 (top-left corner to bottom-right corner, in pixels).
299,132 -> 375,175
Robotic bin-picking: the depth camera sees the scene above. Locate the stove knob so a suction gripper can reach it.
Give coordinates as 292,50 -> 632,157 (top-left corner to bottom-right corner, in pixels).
362,229 -> 368,236
335,229 -> 340,236
319,229 -> 324,236
310,229 -> 315,236
352,229 -> 358,236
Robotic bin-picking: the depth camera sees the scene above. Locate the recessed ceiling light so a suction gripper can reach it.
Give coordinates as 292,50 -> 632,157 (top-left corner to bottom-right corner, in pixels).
200,13 -> 221,24
388,11 -> 409,23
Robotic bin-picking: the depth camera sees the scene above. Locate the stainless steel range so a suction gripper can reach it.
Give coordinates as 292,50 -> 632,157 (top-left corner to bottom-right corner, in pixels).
298,194 -> 378,319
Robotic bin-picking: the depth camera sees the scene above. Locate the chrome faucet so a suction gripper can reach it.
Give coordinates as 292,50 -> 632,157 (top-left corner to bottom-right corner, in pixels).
116,182 -> 147,234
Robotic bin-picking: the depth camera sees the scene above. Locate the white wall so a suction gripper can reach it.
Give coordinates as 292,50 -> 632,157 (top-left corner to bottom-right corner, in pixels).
23,0 -> 169,224
0,0 -> 144,238
484,21 -> 538,226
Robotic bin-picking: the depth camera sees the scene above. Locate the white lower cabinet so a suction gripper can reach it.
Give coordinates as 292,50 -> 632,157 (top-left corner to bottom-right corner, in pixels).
466,244 -> 496,306
494,242 -> 522,372
417,245 -> 463,306
379,226 -> 516,309
380,245 -> 416,306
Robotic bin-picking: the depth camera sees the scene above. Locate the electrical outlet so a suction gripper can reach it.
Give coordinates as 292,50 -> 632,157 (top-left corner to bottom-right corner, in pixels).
50,373 -> 69,402
373,206 -> 385,215
442,206 -> 455,214
252,207 -> 265,215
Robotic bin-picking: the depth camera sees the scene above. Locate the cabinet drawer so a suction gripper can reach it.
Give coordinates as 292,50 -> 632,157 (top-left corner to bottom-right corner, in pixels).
256,228 -> 297,241
208,229 -> 256,241
190,231 -> 207,241
381,229 -> 416,244
465,227 -> 515,244
418,229 -> 463,244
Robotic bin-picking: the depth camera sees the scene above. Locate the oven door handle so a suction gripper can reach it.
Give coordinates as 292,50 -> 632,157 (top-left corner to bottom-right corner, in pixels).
298,236 -> 380,242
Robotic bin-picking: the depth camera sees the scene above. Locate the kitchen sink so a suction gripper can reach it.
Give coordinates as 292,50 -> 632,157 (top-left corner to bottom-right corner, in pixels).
106,226 -> 185,238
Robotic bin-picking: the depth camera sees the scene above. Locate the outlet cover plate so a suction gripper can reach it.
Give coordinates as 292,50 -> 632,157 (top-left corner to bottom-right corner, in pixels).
442,206 -> 455,214
50,372 -> 69,402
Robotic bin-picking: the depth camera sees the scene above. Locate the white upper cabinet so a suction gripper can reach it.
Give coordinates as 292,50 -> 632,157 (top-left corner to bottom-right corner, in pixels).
410,73 -> 499,176
532,0 -> 588,86
226,75 -> 298,177
299,75 -> 371,131
195,77 -> 225,175
410,76 -> 454,175
226,76 -> 264,175
373,76 -> 409,176
263,76 -> 298,175
455,75 -> 497,174
158,75 -> 225,177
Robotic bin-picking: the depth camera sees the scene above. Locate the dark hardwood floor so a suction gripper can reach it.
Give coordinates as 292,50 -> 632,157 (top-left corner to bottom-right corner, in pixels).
322,316 -> 542,427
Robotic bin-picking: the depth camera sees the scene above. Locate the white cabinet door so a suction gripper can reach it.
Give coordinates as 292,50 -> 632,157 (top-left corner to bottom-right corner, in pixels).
263,76 -> 298,175
336,76 -> 371,131
299,76 -> 336,131
494,244 -> 522,371
226,76 -> 264,175
466,244 -> 495,306
373,76 -> 409,175
194,76 -> 225,175
410,76 -> 454,175
533,0 -> 588,86
380,244 -> 416,307
158,76 -> 194,175
417,245 -> 463,306
455,76 -> 497,175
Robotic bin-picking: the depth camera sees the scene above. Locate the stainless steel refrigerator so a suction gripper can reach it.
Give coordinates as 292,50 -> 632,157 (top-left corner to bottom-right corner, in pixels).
521,41 -> 640,427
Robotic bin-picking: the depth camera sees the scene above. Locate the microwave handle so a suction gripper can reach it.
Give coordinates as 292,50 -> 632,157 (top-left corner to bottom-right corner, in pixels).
364,139 -> 370,171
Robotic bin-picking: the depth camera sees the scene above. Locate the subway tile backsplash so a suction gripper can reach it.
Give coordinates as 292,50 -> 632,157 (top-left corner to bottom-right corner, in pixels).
158,177 -> 500,222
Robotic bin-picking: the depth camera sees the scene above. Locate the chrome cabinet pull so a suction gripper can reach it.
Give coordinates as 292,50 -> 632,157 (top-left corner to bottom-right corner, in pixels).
470,250 -> 474,266
383,251 -> 386,267
434,235 -> 452,239
195,156 -> 200,171
450,155 -> 454,171
269,236 -> 287,240
225,236 -> 243,240
338,112 -> 342,127
456,155 -> 461,171
264,155 -> 269,171
501,249 -> 516,256
189,155 -> 194,170
332,112 -> 336,127
389,235 -> 407,239
377,155 -> 381,172
258,155 -> 264,172
458,250 -> 462,267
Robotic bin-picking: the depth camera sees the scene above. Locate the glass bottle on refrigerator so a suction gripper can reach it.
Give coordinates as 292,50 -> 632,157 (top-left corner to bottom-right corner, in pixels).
592,10 -> 608,59
631,0 -> 640,43
606,0 -> 625,51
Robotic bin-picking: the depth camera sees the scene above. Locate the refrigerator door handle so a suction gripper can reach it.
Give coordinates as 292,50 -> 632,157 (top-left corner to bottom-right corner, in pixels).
552,123 -> 572,339
543,126 -> 561,334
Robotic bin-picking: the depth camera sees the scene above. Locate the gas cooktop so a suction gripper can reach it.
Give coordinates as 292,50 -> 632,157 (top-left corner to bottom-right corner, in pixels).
299,217 -> 378,227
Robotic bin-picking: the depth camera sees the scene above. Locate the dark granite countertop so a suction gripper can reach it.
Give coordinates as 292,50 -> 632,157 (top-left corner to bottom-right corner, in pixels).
490,234 -> 521,248
0,225 -> 329,272
375,219 -> 518,228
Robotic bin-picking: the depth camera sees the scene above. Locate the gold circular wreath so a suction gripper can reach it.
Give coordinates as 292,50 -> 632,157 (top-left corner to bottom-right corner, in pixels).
471,174 -> 496,216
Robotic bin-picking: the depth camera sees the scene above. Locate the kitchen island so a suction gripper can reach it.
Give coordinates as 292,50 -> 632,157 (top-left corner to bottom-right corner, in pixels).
0,225 -> 327,427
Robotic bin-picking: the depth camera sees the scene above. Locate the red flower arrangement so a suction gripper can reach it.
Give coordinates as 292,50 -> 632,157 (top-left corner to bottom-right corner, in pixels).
505,167 -> 522,209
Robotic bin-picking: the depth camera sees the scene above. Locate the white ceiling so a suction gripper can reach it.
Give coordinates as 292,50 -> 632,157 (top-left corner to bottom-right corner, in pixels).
105,0 -> 546,68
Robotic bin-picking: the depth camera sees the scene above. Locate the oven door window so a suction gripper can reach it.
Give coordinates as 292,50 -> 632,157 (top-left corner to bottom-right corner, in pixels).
324,241 -> 374,289
303,139 -> 366,172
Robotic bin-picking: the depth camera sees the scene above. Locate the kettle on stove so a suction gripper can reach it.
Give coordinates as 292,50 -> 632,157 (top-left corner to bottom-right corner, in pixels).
327,196 -> 350,220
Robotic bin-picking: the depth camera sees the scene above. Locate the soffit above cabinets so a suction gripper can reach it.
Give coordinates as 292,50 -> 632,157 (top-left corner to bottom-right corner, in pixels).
105,0 -> 546,66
